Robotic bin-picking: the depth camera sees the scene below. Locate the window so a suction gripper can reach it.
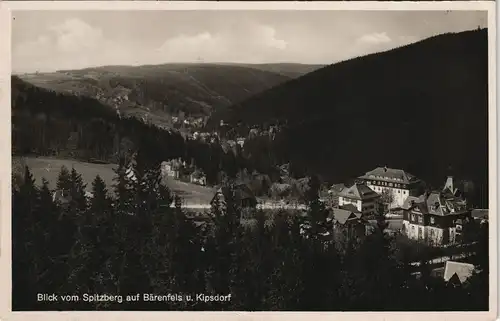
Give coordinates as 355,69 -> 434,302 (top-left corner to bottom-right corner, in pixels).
430,217 -> 435,224
418,216 -> 423,224
398,190 -> 401,193
389,183 -> 393,187
411,214 -> 415,221
403,191 -> 407,195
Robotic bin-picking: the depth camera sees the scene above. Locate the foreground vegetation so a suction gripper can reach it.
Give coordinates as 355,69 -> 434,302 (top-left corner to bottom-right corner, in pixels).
12,148 -> 489,311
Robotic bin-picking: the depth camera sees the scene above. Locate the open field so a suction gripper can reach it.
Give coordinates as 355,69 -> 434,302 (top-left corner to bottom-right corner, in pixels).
18,156 -> 216,205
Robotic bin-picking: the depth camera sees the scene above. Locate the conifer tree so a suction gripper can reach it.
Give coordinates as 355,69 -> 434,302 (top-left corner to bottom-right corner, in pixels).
113,156 -> 134,216
70,167 -> 87,213
304,175 -> 329,239
35,178 -> 60,294
56,165 -> 71,192
12,166 -> 39,310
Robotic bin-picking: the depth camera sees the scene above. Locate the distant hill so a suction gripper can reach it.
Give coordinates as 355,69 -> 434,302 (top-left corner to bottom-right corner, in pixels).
216,63 -> 324,78
17,63 -> 319,123
213,29 -> 489,206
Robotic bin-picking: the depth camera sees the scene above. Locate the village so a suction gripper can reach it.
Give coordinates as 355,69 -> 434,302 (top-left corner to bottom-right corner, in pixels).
154,158 -> 489,287
44,113 -> 489,289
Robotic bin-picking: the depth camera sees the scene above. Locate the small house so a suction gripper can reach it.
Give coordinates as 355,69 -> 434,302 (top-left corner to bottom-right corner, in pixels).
52,189 -> 71,205
210,183 -> 257,211
338,183 -> 380,216
330,207 -> 367,244
161,159 -> 182,179
190,170 -> 207,186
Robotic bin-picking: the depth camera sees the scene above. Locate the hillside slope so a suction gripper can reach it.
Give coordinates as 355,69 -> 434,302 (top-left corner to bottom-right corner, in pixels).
214,29 -> 489,204
17,63 -> 318,122
217,63 -> 324,78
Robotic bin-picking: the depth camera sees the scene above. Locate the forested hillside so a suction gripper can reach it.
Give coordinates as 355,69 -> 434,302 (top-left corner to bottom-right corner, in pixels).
213,29 -> 489,207
17,63 -> 319,123
11,76 -> 255,186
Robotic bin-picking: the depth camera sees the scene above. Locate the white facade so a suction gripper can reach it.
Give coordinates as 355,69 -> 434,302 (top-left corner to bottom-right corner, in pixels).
402,220 -> 457,246
367,183 -> 409,209
403,221 -> 444,245
338,197 -> 362,211
338,197 -> 377,216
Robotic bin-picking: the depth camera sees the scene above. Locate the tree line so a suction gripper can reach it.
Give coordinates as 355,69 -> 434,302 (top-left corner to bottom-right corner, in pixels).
12,150 -> 489,311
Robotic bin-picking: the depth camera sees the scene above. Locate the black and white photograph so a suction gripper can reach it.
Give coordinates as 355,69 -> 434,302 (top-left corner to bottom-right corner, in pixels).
3,1 -> 497,317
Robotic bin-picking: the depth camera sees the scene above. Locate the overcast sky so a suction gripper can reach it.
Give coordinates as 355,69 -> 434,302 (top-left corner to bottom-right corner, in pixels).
12,10 -> 487,73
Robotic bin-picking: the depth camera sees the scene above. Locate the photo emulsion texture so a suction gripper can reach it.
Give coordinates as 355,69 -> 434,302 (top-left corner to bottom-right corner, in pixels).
10,10 -> 490,311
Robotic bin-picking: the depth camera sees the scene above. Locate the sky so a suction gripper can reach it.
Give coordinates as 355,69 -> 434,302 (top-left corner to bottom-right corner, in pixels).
12,10 -> 487,73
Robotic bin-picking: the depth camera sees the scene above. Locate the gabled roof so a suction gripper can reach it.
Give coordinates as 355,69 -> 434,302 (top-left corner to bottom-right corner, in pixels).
444,261 -> 475,284
210,183 -> 256,206
339,183 -> 379,201
404,191 -> 468,216
329,183 -> 346,195
402,196 -> 420,210
359,167 -> 419,184
332,208 -> 362,225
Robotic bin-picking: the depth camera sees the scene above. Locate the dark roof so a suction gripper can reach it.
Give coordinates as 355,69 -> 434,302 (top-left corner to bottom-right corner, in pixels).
234,183 -> 256,200
339,183 -> 379,201
359,166 -> 419,184
339,203 -> 361,214
404,191 -> 468,216
332,208 -> 362,225
471,209 -> 489,219
329,183 -> 346,195
210,184 -> 256,206
444,261 -> 475,284
402,196 -> 420,210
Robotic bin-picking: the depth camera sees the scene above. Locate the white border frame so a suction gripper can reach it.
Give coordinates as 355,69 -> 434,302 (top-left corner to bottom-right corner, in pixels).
0,2 -> 497,321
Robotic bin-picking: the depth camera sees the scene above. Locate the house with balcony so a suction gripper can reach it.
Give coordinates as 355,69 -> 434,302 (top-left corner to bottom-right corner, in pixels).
358,166 -> 424,209
401,187 -> 471,247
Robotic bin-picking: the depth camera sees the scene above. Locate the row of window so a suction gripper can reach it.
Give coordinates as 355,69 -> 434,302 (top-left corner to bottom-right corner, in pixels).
369,175 -> 404,182
409,225 -> 441,239
367,180 -> 407,189
410,214 -> 435,224
371,185 -> 408,195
